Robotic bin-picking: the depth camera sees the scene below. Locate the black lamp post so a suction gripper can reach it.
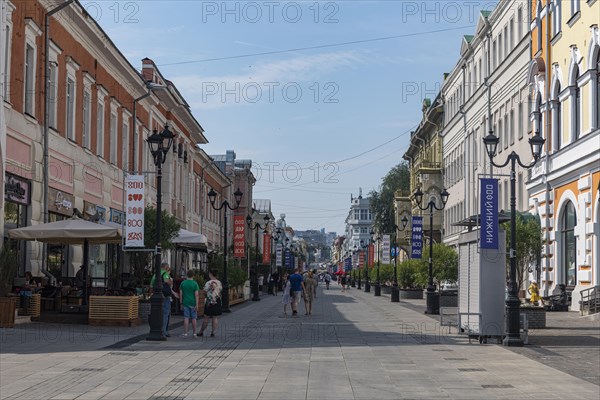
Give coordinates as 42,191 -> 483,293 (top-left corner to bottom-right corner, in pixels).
391,215 -> 409,303
362,238 -> 371,293
373,232 -> 382,297
208,187 -> 243,313
354,245 -> 362,290
146,125 -> 175,341
483,130 -> 545,347
413,186 -> 449,315
246,214 -> 270,301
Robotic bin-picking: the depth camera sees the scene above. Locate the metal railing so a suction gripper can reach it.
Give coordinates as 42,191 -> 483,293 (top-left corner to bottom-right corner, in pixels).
580,285 -> 600,316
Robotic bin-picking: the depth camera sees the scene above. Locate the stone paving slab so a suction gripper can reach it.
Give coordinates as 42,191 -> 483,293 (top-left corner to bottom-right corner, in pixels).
1,286 -> 599,400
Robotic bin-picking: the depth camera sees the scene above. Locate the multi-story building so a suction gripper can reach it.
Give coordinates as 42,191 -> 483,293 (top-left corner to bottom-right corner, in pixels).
527,0 -> 600,308
0,0 -> 242,287
440,2 -> 532,247
343,188 -> 372,259
0,0 -> 12,243
401,96 -> 444,251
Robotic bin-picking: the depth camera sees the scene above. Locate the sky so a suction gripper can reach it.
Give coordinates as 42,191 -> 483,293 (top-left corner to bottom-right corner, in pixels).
90,0 -> 497,235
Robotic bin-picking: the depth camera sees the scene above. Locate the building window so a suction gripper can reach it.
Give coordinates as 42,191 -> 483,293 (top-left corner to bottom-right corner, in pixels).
510,108 -> 515,145
552,0 -> 561,37
596,53 -> 600,127
48,63 -> 58,128
553,83 -> 562,150
517,7 -> 523,39
354,209 -> 360,220
517,173 -> 523,210
492,40 -> 497,70
83,90 -> 91,149
360,209 -> 368,220
509,18 -> 514,50
570,0 -> 579,17
498,117 -> 503,152
122,120 -> 129,169
572,64 -> 581,141
110,113 -> 117,164
504,113 -> 509,149
24,44 -> 35,115
561,201 -> 576,287
3,22 -> 12,102
518,101 -> 524,140
97,101 -> 104,157
536,94 -> 543,137
503,26 -> 508,56
66,77 -> 75,141
536,1 -> 542,51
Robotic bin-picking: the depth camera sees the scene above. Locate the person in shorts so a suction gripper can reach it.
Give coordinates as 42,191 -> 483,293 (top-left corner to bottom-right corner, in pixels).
288,268 -> 305,316
197,270 -> 222,337
179,270 -> 200,338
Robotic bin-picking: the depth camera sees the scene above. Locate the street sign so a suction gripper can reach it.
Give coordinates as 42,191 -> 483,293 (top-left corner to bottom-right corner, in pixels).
125,175 -> 144,247
382,234 -> 391,263
390,246 -> 399,257
411,216 -> 423,259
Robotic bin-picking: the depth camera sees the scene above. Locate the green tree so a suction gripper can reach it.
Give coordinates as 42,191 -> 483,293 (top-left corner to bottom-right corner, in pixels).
369,162 -> 410,234
502,212 -> 542,291
412,243 -> 459,288
130,206 -> 181,288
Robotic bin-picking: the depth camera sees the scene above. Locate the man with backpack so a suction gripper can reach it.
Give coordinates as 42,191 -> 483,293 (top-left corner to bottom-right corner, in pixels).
324,272 -> 331,289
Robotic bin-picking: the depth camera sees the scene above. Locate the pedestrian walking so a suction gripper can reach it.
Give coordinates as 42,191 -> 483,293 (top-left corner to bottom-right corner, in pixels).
281,273 -> 291,315
303,271 -> 317,316
179,270 -> 199,338
288,268 -> 305,317
340,273 -> 347,292
197,270 -> 222,337
324,272 -> 331,290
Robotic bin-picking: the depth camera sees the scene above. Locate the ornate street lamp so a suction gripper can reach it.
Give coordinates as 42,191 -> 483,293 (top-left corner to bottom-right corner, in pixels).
246,214 -> 270,301
362,238 -> 371,293
483,130 -> 545,347
207,187 -> 243,313
391,215 -> 409,303
373,232 -> 382,297
413,186 -> 449,315
146,125 -> 176,341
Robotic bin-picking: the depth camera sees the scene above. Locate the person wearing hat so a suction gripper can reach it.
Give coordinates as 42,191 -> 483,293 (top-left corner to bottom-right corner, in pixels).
528,280 -> 543,306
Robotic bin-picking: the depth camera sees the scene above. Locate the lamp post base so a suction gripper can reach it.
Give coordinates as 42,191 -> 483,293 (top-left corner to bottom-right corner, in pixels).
146,293 -> 166,341
364,281 -> 370,293
252,282 -> 261,301
357,278 -> 362,290
391,285 -> 399,303
425,289 -> 439,315
503,295 -> 524,346
373,283 -> 381,296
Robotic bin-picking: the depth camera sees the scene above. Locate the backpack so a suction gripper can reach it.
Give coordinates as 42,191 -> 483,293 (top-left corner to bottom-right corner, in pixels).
162,281 -> 173,297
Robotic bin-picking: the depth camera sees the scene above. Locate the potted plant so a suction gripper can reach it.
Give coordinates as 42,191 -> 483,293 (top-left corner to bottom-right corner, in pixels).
0,243 -> 19,328
397,259 -> 424,299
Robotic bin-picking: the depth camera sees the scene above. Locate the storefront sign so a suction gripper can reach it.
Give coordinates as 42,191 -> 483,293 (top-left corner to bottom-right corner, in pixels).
233,215 -> 246,259
4,174 -> 30,205
125,175 -> 144,247
262,233 -> 271,264
48,187 -> 74,216
411,216 -> 423,259
344,257 -> 351,271
368,244 -> 374,267
382,234 -> 391,264
284,248 -> 291,268
358,251 -> 365,268
480,178 -> 499,249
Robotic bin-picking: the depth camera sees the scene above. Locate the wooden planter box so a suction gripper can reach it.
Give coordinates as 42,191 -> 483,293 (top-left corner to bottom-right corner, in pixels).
0,297 -> 17,328
399,289 -> 424,299
89,296 -> 141,326
18,293 -> 41,318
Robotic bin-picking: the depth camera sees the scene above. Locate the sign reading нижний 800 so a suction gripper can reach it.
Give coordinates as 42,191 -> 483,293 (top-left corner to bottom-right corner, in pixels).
411,216 -> 423,259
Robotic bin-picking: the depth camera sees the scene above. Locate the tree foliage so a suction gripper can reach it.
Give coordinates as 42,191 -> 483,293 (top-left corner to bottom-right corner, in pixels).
369,161 -> 410,234
502,212 -> 542,290
130,206 -> 181,287
413,243 -> 459,288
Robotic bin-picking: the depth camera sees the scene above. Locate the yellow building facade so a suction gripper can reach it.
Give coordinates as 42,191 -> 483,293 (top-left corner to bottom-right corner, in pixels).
527,0 -> 600,310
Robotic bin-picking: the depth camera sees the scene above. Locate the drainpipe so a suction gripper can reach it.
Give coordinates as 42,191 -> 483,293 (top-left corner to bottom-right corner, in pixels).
485,31 -> 493,177
460,64 -> 468,220
43,0 -> 75,271
543,0 -> 551,296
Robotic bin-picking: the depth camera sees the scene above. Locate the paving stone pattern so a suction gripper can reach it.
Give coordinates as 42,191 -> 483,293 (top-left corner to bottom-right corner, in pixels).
1,284 -> 598,400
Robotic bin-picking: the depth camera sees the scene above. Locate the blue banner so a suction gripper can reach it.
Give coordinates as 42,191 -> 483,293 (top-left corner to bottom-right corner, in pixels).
480,178 -> 499,249
411,216 -> 423,259
344,257 -> 351,272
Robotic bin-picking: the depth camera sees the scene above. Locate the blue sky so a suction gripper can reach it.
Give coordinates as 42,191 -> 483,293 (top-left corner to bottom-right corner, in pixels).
91,0 -> 495,235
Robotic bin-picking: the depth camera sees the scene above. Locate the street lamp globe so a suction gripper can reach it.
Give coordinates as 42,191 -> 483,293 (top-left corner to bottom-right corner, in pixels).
483,132 -> 500,159
401,215 -> 409,230
529,131 -> 545,160
207,188 -> 217,206
413,187 -> 424,206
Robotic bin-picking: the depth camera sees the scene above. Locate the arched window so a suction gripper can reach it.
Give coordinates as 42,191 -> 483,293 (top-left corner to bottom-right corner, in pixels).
596,52 -> 600,127
536,93 -> 543,136
554,82 -> 562,150
573,64 -> 581,140
561,201 -> 577,287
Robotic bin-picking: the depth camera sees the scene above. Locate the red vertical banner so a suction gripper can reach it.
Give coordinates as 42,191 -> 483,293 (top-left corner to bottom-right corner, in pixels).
233,215 -> 246,259
262,233 -> 271,264
358,251 -> 365,268
368,244 -> 375,268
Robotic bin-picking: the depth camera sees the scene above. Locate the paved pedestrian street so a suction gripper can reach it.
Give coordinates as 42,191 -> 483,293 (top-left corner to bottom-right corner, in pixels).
1,285 -> 599,400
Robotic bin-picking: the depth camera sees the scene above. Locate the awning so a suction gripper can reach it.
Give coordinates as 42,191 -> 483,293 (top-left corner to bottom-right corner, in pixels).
172,229 -> 208,250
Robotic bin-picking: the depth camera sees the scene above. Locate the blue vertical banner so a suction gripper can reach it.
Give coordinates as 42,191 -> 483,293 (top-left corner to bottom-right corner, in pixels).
480,178 -> 499,249
411,216 -> 423,259
344,257 -> 351,272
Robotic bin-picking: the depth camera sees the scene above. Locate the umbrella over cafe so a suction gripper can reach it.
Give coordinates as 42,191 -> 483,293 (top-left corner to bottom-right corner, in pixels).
8,217 -> 122,306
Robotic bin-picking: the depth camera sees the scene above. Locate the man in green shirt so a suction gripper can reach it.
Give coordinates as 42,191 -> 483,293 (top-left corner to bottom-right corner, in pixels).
179,270 -> 200,338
